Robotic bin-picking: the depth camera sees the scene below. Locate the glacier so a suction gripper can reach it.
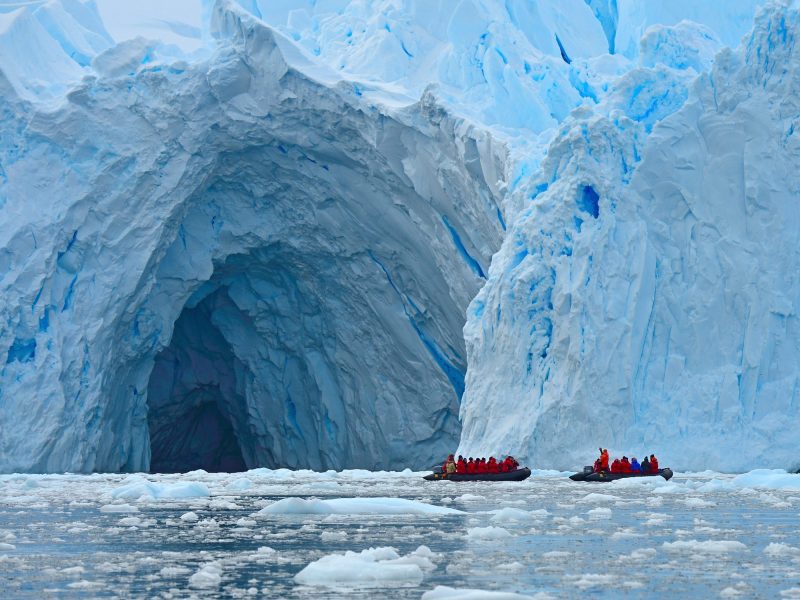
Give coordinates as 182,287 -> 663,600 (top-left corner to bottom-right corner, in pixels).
2,0 -> 798,474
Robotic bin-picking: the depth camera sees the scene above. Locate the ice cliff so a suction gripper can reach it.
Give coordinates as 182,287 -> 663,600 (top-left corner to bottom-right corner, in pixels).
0,1 -> 506,472
459,1 -> 800,472
3,0 -> 797,473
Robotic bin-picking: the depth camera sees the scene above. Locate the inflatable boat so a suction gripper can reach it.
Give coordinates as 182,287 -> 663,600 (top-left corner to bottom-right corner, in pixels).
423,467 -> 531,482
569,467 -> 673,482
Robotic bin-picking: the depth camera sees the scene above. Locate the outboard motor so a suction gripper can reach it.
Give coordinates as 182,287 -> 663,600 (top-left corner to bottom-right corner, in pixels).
583,466 -> 594,474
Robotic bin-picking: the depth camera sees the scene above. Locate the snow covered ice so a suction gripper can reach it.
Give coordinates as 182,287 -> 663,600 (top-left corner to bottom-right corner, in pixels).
3,0 -> 800,597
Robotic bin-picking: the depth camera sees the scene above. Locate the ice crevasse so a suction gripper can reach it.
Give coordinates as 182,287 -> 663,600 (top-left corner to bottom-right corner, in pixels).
0,0 -> 797,473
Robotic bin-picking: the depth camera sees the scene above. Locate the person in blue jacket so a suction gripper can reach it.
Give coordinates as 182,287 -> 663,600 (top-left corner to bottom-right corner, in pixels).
630,457 -> 642,473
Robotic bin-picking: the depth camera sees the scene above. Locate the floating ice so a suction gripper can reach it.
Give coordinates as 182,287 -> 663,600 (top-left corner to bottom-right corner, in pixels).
663,540 -> 748,553
110,478 -> 210,500
98,503 -> 138,513
466,526 -> 512,541
258,497 -> 462,516
189,561 -> 223,588
422,585 -> 550,600
294,546 -> 434,588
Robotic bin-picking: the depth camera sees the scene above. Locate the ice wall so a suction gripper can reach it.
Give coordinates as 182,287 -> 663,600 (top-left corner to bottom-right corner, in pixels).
0,2 -> 506,472
459,2 -> 800,472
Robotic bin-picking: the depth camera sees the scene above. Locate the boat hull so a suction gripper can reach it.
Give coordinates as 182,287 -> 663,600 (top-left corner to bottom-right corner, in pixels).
570,468 -> 673,482
423,467 -> 531,482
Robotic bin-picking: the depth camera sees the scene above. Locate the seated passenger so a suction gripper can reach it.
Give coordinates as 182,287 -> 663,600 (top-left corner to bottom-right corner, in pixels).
650,454 -> 659,472
456,456 -> 467,474
610,459 -> 621,473
487,457 -> 499,473
467,458 -> 476,474
479,458 -> 488,473
620,456 -> 631,473
445,454 -> 457,474
630,457 -> 641,472
641,456 -> 650,473
593,458 -> 602,472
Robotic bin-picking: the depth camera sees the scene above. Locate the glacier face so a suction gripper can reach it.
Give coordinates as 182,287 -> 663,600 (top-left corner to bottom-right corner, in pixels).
0,2 -> 506,472
2,0 -> 795,474
459,2 -> 800,472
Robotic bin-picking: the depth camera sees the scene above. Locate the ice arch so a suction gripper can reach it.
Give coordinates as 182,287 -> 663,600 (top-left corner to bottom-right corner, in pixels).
0,5 -> 507,472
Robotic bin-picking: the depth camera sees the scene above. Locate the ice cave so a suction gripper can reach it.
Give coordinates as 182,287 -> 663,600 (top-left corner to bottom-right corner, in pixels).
0,5 -> 506,473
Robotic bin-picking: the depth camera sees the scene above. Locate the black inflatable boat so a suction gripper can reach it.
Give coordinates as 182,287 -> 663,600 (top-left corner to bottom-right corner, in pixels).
569,467 -> 673,482
423,467 -> 531,482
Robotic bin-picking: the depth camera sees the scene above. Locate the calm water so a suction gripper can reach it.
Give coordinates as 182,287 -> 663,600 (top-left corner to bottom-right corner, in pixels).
1,469 -> 800,598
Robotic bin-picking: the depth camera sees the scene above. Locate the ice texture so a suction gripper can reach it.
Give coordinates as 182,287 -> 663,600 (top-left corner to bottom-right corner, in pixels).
0,0 -> 797,474
459,1 -> 800,472
0,1 -> 506,473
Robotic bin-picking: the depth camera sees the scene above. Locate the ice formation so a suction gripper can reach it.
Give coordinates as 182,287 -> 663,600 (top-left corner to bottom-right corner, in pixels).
459,1 -> 800,472
0,1 -> 506,472
2,0 -> 797,474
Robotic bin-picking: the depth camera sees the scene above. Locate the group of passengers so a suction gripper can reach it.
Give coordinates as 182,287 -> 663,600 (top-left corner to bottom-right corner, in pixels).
442,454 -> 519,475
594,448 -> 659,474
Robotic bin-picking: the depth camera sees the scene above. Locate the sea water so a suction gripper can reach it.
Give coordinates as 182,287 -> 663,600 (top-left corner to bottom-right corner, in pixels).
2,469 -> 800,598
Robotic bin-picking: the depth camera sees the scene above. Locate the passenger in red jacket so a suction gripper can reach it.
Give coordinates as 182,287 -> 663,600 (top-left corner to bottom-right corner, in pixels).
487,457 -> 499,473
619,457 -> 631,473
467,458 -> 476,474
610,459 -> 621,473
456,456 -> 467,474
600,449 -> 610,471
478,458 -> 488,473
650,454 -> 659,473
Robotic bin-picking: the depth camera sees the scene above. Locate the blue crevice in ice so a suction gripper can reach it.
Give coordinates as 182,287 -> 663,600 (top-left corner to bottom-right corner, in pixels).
286,393 -> 302,435
62,275 -> 78,311
530,182 -> 549,201
497,208 -> 506,231
369,251 -> 465,399
584,0 -> 618,54
577,185 -> 600,218
39,306 -> 50,332
7,337 -> 36,364
442,215 -> 486,279
400,41 -> 413,58
555,34 -> 571,64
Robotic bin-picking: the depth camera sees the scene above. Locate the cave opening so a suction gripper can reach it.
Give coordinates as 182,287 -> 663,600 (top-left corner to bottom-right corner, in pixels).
147,287 -> 251,473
